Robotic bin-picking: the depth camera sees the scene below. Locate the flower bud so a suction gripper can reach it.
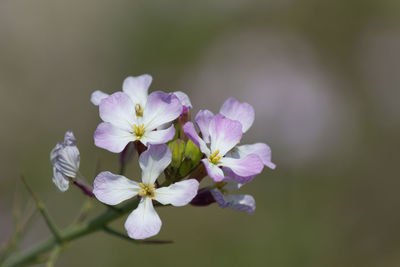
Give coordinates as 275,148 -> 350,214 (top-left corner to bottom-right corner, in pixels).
184,139 -> 202,165
168,139 -> 186,169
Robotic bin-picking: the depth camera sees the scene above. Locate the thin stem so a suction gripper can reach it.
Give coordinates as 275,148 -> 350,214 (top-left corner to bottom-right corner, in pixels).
20,176 -> 63,244
45,245 -> 63,267
3,198 -> 140,267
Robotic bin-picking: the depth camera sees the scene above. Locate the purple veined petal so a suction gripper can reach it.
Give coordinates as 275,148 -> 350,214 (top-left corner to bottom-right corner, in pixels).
173,91 -> 192,109
94,122 -> 136,153
155,179 -> 199,206
219,97 -> 255,133
139,144 -> 171,185
52,167 -> 70,192
235,143 -> 276,169
90,90 -> 110,106
222,167 -> 256,184
99,92 -> 137,132
225,194 -> 256,215
195,110 -> 214,143
54,146 -> 80,178
64,131 -> 77,146
122,74 -> 152,108
183,122 -> 210,155
140,124 -> 175,146
50,142 -> 63,165
219,154 -> 264,178
210,189 -> 229,208
202,159 -> 225,182
209,114 -> 243,156
93,171 -> 140,205
124,197 -> 162,240
142,91 -> 182,131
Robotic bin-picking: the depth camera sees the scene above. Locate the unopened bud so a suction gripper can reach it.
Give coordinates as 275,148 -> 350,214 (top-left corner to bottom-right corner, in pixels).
168,139 -> 186,169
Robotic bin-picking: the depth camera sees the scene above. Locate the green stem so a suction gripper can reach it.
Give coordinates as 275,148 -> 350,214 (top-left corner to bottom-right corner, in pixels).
45,245 -> 63,267
3,198 -> 140,267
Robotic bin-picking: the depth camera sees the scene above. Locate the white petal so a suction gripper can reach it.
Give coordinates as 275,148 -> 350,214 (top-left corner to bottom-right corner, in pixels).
90,90 -> 109,106
219,97 -> 255,133
219,154 -> 264,178
142,91 -> 182,131
122,74 -> 152,108
140,124 -> 175,146
235,143 -> 276,169
124,197 -> 162,239
195,110 -> 214,143
54,146 -> 80,178
94,122 -> 136,153
99,92 -> 137,132
209,114 -> 243,156
93,171 -> 140,205
202,159 -> 225,182
139,144 -> 171,185
155,179 -> 199,206
52,168 -> 70,192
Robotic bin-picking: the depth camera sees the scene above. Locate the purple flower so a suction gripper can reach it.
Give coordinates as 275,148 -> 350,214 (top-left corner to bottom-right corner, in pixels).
183,113 -> 264,182
94,90 -> 182,153
210,178 -> 256,215
50,131 -> 80,192
93,144 -> 199,239
220,97 -> 276,182
90,74 -> 192,110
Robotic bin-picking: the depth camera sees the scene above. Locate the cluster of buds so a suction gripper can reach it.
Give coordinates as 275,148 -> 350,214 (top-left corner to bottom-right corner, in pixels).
50,74 -> 275,240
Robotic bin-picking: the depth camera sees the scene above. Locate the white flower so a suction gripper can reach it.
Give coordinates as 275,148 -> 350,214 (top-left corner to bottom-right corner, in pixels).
93,144 -> 199,239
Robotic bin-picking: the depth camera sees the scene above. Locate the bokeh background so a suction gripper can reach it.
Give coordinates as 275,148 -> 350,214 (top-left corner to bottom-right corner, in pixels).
1,0 -> 400,266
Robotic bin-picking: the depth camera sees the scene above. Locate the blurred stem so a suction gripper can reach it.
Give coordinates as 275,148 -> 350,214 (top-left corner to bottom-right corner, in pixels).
45,245 -> 63,267
3,197 -> 140,267
21,176 -> 63,244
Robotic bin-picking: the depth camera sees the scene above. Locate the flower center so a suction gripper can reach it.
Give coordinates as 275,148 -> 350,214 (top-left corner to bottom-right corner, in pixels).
138,183 -> 155,199
133,124 -> 145,140
135,104 -> 144,117
209,149 -> 222,165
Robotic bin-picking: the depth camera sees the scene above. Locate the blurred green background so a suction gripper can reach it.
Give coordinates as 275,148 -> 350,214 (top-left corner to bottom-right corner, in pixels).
1,0 -> 400,266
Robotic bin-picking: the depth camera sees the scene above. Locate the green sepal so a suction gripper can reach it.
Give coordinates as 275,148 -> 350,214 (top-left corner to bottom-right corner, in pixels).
168,139 -> 186,169
184,139 -> 202,165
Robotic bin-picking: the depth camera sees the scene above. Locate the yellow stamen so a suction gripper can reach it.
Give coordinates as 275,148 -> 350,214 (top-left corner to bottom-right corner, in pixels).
138,183 -> 156,200
135,104 -> 144,117
209,149 -> 222,165
133,124 -> 145,140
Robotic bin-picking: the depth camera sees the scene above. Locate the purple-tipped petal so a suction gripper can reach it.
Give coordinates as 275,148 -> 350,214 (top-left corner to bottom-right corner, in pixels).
140,124 -> 175,146
195,110 -> 214,143
122,74 -> 152,108
52,168 -> 70,192
202,159 -> 225,182
220,154 -> 264,178
235,143 -> 276,169
91,90 -> 109,106
142,91 -> 182,131
155,179 -> 199,206
211,190 -> 256,214
173,91 -> 192,109
219,97 -> 255,133
209,115 -> 243,156
222,168 -> 256,184
125,197 -> 162,240
93,171 -> 140,205
183,122 -> 210,155
94,122 -> 135,153
139,144 -> 171,185
99,92 -> 137,132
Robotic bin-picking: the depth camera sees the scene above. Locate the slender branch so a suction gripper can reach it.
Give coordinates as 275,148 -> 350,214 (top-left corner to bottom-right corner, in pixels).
3,197 -> 140,267
45,245 -> 63,267
20,176 -> 63,244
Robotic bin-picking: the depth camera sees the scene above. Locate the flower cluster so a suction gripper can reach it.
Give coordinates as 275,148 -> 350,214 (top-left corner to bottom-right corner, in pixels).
50,74 -> 275,240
